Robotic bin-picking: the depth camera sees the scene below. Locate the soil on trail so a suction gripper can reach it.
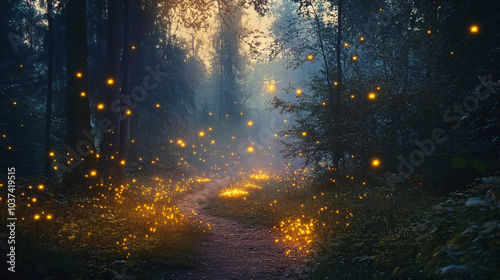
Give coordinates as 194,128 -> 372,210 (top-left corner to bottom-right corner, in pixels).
168,178 -> 303,280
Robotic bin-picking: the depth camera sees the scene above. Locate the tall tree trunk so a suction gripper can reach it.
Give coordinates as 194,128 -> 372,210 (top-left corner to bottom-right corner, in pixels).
44,0 -> 53,176
336,0 -> 342,118
99,0 -> 123,183
119,0 -> 132,163
63,0 -> 100,190
334,0 -> 343,184
311,2 -> 341,185
219,20 -> 224,124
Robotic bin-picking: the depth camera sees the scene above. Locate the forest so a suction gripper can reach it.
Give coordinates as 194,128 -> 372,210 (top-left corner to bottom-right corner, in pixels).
1,0 -> 499,279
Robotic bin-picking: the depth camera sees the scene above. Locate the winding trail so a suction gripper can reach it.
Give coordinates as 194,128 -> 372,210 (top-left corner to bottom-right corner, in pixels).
168,178 -> 302,280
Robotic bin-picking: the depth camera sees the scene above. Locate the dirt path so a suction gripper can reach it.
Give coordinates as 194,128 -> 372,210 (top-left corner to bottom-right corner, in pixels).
167,178 -> 303,280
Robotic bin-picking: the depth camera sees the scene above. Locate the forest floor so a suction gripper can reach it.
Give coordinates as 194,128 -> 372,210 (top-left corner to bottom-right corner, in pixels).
167,178 -> 303,280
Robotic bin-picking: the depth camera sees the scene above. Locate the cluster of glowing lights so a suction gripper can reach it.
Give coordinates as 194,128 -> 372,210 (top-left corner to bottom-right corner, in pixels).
275,218 -> 314,246
196,178 -> 211,183
250,173 -> 270,180
219,188 -> 249,198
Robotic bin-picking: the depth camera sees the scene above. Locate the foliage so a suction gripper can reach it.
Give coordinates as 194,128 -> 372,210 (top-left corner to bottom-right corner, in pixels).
0,176 -> 209,279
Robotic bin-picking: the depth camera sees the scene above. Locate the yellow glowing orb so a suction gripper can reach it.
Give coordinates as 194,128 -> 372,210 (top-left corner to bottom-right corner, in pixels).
470,25 -> 479,34
199,131 -> 205,137
76,72 -> 82,78
368,93 -> 376,99
90,170 -> 97,176
296,89 -> 302,94
97,103 -> 104,110
372,159 -> 380,167
248,121 -> 253,126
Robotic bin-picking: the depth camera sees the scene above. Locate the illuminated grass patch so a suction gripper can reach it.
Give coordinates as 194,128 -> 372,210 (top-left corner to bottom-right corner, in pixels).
219,188 -> 249,198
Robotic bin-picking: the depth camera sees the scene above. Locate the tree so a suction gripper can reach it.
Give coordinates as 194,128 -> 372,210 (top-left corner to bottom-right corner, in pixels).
63,0 -> 100,190
44,0 -> 54,176
98,0 -> 123,183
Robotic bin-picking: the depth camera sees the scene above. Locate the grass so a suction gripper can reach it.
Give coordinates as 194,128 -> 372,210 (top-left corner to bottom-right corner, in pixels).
0,175 -> 210,279
207,172 -> 500,279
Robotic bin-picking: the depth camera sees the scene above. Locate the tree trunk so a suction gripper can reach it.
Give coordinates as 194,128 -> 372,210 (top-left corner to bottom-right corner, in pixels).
63,0 -> 100,191
334,0 -> 343,184
119,0 -> 132,163
99,0 -> 123,183
44,0 -> 53,176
